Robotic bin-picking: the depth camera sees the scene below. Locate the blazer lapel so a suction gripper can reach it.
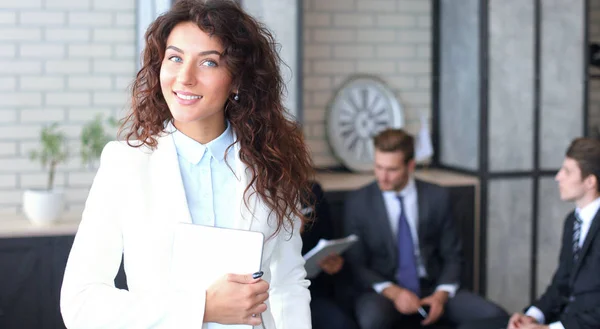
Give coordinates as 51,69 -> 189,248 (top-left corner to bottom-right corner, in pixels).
369,183 -> 397,259
572,210 -> 600,280
415,180 -> 429,241
149,133 -> 192,225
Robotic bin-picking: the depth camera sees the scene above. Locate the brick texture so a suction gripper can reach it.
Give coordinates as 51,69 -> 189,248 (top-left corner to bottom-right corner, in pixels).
0,0 -> 136,215
303,0 -> 432,168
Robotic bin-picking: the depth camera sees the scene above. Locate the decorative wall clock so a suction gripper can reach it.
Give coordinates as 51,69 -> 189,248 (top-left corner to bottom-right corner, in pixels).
326,76 -> 405,172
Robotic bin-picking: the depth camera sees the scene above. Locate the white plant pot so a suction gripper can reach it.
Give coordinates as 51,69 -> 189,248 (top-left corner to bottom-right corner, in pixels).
23,189 -> 64,226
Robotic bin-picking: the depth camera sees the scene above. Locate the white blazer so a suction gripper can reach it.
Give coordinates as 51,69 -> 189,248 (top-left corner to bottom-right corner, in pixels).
60,132 -> 311,329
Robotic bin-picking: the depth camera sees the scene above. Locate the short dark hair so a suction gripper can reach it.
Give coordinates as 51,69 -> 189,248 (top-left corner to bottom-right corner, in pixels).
566,137 -> 600,191
373,129 -> 414,163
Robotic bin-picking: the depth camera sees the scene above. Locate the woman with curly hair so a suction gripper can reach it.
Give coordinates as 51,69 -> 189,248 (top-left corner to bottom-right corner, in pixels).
60,1 -> 313,328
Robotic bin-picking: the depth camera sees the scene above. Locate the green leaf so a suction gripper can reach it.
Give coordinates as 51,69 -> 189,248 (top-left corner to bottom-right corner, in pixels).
30,122 -> 68,190
80,114 -> 115,167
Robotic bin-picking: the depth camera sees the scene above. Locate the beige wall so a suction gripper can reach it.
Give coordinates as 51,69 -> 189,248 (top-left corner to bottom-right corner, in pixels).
0,0 -> 137,215
302,0 -> 432,168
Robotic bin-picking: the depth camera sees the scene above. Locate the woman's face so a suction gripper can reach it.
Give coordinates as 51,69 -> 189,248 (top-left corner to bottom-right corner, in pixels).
160,21 -> 234,129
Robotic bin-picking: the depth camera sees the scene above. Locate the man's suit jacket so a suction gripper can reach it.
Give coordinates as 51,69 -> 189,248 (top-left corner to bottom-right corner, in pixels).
531,210 -> 600,329
343,180 -> 463,292
301,181 -> 355,306
60,132 -> 311,329
301,181 -> 336,298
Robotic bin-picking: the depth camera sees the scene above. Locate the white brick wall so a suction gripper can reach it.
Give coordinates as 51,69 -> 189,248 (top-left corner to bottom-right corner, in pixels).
303,0 -> 432,168
0,0 -> 136,216
590,0 -> 600,135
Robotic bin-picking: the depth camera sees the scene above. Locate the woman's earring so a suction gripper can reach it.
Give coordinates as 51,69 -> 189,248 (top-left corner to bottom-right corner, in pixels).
234,94 -> 240,101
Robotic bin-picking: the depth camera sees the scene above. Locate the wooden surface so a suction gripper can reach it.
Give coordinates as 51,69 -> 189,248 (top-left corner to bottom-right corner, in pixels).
0,212 -> 81,238
316,168 -> 479,191
0,169 -> 478,238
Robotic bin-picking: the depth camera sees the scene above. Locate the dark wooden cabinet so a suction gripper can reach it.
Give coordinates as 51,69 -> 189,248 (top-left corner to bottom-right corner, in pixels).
49,236 -> 76,329
0,236 -> 68,329
0,235 -> 126,329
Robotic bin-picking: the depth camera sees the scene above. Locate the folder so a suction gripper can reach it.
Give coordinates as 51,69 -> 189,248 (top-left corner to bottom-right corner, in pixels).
303,234 -> 359,278
170,223 -> 265,329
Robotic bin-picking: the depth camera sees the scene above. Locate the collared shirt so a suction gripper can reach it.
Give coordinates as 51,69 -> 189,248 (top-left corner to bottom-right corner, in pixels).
373,178 -> 459,297
172,121 -> 237,228
574,197 -> 600,247
526,197 -> 600,329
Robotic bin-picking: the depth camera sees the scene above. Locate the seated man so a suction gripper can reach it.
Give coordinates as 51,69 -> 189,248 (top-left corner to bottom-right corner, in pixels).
344,129 -> 507,329
460,137 -> 600,329
301,181 -> 359,329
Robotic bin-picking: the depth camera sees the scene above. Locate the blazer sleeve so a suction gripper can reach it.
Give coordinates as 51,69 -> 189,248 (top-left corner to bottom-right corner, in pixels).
343,190 -> 389,289
560,306 -> 600,329
435,188 -> 463,286
531,216 -> 572,322
268,216 -> 312,329
60,142 -> 205,329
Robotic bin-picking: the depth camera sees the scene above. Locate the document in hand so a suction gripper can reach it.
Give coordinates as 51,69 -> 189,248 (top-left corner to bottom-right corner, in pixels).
171,223 -> 264,288
303,234 -> 359,278
171,223 -> 265,329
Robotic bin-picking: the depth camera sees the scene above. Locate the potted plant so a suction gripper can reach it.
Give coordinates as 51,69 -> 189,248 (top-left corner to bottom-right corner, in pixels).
24,123 -> 68,225
80,114 -> 117,169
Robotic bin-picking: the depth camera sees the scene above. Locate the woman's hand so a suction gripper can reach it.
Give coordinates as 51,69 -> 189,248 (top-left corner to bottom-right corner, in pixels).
204,273 -> 269,326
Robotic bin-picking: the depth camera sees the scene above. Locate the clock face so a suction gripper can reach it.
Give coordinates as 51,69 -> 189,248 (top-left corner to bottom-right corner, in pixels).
326,76 -> 404,172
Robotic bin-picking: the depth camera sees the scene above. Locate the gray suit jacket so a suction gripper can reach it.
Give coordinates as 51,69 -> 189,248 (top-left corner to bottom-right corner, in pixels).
343,180 -> 463,292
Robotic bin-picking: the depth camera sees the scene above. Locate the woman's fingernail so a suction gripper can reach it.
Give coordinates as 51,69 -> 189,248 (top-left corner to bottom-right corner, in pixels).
252,271 -> 264,279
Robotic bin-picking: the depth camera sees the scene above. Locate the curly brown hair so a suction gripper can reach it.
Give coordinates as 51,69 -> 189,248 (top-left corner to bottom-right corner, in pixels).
121,0 -> 314,235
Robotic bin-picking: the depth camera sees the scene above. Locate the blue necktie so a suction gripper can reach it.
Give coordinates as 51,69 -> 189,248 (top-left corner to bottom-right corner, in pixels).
396,195 -> 420,296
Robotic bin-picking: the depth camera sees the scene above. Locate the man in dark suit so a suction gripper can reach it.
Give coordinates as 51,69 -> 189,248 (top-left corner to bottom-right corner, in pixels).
344,128 -> 506,329
301,181 -> 359,329
461,137 -> 600,329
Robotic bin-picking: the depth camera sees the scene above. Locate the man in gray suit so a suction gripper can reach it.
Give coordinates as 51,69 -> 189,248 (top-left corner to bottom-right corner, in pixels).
344,129 -> 506,329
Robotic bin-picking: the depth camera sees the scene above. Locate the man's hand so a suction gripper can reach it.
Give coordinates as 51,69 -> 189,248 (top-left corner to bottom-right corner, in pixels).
204,273 -> 269,326
318,254 -> 344,275
420,290 -> 448,325
507,313 -> 537,329
382,285 -> 420,314
519,324 -> 548,329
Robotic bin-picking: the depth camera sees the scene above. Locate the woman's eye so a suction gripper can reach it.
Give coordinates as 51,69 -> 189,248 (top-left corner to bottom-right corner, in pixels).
202,60 -> 217,67
168,56 -> 183,63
